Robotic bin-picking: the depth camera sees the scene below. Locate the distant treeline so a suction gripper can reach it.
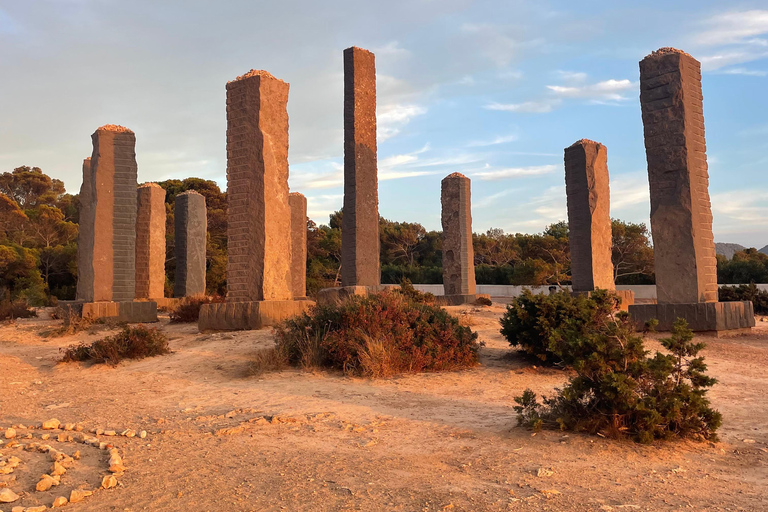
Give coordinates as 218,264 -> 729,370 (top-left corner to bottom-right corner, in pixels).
1,165 -> 764,304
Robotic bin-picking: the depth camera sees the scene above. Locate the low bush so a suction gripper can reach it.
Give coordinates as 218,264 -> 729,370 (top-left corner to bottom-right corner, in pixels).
476,296 -> 493,306
274,287 -> 479,377
718,283 -> 768,314
499,289 -> 618,364
0,300 -> 36,321
248,347 -> 289,376
169,295 -> 224,323
514,317 -> 722,443
61,325 -> 170,366
396,279 -> 436,305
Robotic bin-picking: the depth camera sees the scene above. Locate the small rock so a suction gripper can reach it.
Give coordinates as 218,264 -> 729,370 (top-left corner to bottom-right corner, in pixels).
12,507 -> 24,512
0,487 -> 20,503
56,434 -> 68,443
537,468 -> 554,477
0,475 -> 16,487
103,430 -> 116,437
25,507 -> 48,512
69,489 -> 92,503
101,475 -> 117,489
52,496 -> 68,508
99,442 -> 109,450
37,474 -> 57,492
95,429 -> 104,436
51,462 -> 67,476
4,429 -> 15,440
72,451 -> 81,460
540,489 -> 561,497
122,429 -> 135,438
139,431 -> 147,439
42,419 -> 61,430
743,439 -> 756,444
63,424 -> 75,431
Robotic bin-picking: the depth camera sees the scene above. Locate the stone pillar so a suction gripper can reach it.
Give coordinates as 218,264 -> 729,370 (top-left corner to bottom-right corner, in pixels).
289,192 -> 307,299
628,48 -> 753,332
174,190 -> 207,297
564,140 -> 615,292
135,183 -> 166,300
639,48 -> 717,304
76,125 -> 138,302
341,46 -> 380,287
441,173 -> 476,297
225,69 -> 292,302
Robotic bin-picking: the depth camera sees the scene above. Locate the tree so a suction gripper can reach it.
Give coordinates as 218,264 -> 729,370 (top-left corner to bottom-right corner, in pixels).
611,220 -> 654,284
0,166 -> 65,209
380,219 -> 426,266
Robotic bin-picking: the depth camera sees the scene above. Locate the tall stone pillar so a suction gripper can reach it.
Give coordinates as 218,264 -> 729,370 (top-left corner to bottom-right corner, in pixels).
564,140 -> 614,292
76,125 -> 138,302
440,173 -> 478,304
289,192 -> 307,299
225,69 -> 292,302
198,70 -> 312,331
135,183 -> 166,300
341,46 -> 379,287
628,48 -> 753,332
174,190 -> 207,298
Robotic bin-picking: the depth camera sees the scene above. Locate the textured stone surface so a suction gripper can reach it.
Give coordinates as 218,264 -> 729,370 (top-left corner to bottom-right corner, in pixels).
289,192 -> 308,299
628,301 -> 755,333
341,46 -> 380,287
76,126 -> 138,302
60,300 -> 157,324
174,190 -> 207,297
135,183 -> 166,300
198,300 -> 313,331
565,140 -> 615,292
640,48 -> 717,304
226,70 -> 292,301
434,294 -> 491,306
441,173 -> 476,296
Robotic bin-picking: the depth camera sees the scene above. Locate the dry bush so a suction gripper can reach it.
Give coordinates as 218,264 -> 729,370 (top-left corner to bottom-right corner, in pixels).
0,300 -> 36,321
247,346 -> 289,376
60,325 -> 170,366
476,296 -> 493,306
169,295 -> 224,323
275,287 -> 480,378
458,311 -> 476,327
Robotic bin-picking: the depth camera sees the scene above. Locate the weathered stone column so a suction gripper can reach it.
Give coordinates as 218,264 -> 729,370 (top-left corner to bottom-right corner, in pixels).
174,190 -> 207,297
639,48 -> 717,304
76,125 -> 138,302
441,173 -> 476,298
289,192 -> 307,299
564,140 -> 615,292
628,48 -> 753,332
341,46 -> 379,287
135,183 -> 166,300
225,70 -> 292,302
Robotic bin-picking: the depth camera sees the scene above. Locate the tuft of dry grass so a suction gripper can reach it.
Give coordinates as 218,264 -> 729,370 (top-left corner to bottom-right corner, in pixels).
0,300 -> 36,321
458,311 -> 476,327
247,346 -> 289,376
60,325 -> 170,366
169,295 -> 224,323
357,335 -> 399,378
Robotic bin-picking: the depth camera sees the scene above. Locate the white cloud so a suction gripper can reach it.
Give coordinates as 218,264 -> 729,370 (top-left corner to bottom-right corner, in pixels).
609,172 -> 649,211
485,99 -> 561,113
475,188 -> 518,208
472,164 -> 557,181
467,133 -> 518,147
546,79 -> 635,101
717,67 -> 767,76
554,70 -> 587,83
692,10 -> 768,46
306,193 -> 343,223
700,50 -> 768,70
377,103 -> 427,141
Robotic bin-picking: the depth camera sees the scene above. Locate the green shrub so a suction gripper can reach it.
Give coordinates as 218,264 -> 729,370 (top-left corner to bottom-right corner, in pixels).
169,295 -> 224,323
514,317 -> 721,443
61,325 -> 170,366
499,289 -> 618,364
718,283 -> 768,314
274,288 -> 479,377
396,279 -> 436,305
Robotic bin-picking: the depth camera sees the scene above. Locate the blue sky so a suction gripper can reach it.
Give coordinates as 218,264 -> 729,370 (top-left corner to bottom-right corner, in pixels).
1,1 -> 767,245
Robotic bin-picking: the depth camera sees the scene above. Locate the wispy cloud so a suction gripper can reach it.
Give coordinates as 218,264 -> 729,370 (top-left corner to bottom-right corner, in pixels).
377,103 -> 427,141
472,164 -> 557,181
712,188 -> 768,234
475,188 -> 519,208
609,172 -> 649,211
467,133 -> 518,147
306,193 -> 343,222
485,99 -> 562,113
693,10 -> 768,70
716,67 -> 767,76
547,79 -> 635,101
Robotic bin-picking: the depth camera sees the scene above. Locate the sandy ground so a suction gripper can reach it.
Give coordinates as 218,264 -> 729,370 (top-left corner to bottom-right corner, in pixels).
0,303 -> 766,512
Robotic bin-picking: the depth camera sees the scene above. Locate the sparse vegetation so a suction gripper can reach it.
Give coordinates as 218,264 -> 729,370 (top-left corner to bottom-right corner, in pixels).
0,300 -> 36,321
718,283 -> 768,315
169,295 -> 224,323
61,325 -> 170,366
247,346 -> 289,376
273,286 -> 479,377
514,317 -> 722,443
476,296 -> 493,306
499,289 -> 619,364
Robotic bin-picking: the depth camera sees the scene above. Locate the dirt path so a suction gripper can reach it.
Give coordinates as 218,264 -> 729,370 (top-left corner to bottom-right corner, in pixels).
1,305 -> 766,511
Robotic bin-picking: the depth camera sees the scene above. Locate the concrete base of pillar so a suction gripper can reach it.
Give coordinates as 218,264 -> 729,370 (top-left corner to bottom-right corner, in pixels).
198,300 -> 314,331
628,301 -> 754,334
60,301 -> 158,324
572,289 -> 635,311
435,294 -> 492,306
139,297 -> 180,311
316,285 -> 388,306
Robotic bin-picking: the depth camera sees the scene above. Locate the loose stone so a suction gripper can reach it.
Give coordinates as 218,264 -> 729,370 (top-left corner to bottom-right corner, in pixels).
69,489 -> 92,503
101,475 -> 117,489
4,429 -> 15,440
42,419 -> 60,430
52,496 -> 68,508
0,487 -> 20,502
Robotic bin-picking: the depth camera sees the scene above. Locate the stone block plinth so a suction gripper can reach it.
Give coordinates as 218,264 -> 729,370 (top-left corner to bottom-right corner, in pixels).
435,294 -> 491,307
60,300 -> 157,325
342,46 -> 380,287
628,301 -> 754,334
198,300 -> 314,331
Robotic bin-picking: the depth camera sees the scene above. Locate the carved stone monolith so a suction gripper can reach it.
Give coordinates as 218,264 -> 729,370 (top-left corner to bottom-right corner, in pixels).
289,192 -> 307,299
174,190 -> 207,298
135,183 -> 166,300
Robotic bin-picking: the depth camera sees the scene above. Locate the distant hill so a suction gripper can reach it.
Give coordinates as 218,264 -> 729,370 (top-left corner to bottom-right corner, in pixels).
715,243 -> 747,260
760,245 -> 768,256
